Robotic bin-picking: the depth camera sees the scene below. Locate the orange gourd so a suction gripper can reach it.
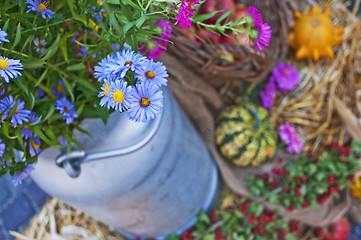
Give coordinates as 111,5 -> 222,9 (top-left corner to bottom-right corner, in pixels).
289,4 -> 344,61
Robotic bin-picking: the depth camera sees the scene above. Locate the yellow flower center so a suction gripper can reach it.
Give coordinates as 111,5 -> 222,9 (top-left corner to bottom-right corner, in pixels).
0,59 -> 9,70
103,84 -> 111,96
64,107 -> 70,113
34,89 -> 39,97
32,141 -> 40,150
112,89 -> 124,104
37,3 -> 47,11
145,71 -> 155,79
55,84 -> 63,93
97,0 -> 104,5
14,108 -> 19,115
140,97 -> 150,107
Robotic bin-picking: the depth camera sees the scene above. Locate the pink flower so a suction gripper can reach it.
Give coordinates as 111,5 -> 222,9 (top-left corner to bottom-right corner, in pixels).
247,6 -> 263,27
260,79 -> 277,109
279,123 -> 303,154
252,22 -> 272,51
171,0 -> 199,28
286,137 -> 303,154
139,20 -> 172,59
279,123 -> 296,144
271,63 -> 300,92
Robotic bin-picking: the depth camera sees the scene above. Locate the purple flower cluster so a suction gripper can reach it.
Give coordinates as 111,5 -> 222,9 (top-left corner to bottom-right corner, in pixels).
139,19 -> 173,60
279,123 -> 303,154
171,0 -> 199,28
94,49 -> 168,122
247,6 -> 272,51
12,164 -> 35,186
261,63 -> 300,109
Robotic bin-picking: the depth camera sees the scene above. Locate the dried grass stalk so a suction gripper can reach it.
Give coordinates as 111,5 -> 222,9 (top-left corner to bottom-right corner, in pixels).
14,198 -> 127,240
269,0 -> 361,151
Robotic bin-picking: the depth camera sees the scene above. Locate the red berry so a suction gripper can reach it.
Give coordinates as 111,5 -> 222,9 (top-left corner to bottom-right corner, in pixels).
307,152 -> 314,157
348,174 -> 355,181
329,187 -> 337,193
288,206 -> 294,212
248,214 -> 256,223
329,175 -> 335,184
278,231 -> 287,240
262,173 -> 269,181
215,228 -> 222,235
278,157 -> 284,163
283,187 -> 289,193
303,201 -> 310,207
272,167 -> 279,174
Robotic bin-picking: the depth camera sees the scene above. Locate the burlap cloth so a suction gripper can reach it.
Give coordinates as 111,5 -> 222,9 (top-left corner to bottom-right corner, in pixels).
160,53 -> 351,227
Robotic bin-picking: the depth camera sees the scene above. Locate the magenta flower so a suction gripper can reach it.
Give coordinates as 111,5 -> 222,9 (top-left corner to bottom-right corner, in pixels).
139,19 -> 172,59
252,22 -> 272,51
260,79 -> 277,109
287,138 -> 303,154
171,0 -> 199,28
279,123 -> 303,154
248,6 -> 263,27
271,63 -> 300,92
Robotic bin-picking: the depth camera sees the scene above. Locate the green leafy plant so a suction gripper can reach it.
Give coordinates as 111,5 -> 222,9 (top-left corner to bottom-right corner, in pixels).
166,195 -> 299,240
0,0 -> 270,181
245,141 -> 360,211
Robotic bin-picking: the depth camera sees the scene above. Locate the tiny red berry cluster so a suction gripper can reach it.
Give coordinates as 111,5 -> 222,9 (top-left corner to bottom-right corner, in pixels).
246,142 -> 359,211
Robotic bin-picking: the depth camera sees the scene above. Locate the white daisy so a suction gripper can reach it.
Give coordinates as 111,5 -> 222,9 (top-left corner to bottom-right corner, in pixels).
33,37 -> 47,54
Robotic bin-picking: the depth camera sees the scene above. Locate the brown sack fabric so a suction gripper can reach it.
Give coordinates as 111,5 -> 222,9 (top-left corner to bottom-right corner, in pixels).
161,53 -> 350,227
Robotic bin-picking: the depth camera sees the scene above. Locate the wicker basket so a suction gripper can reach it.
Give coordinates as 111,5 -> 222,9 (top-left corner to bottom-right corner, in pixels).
168,0 -> 290,87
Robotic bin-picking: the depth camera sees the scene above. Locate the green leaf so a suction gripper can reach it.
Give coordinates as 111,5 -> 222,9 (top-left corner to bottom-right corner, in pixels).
193,11 -> 219,22
2,19 -> 10,32
118,0 -> 133,21
61,77 -> 75,103
22,60 -> 45,69
135,15 -> 146,29
32,126 -> 56,146
35,68 -> 49,87
59,36 -> 69,63
65,63 -> 86,71
215,9 -> 232,25
123,21 -> 135,34
12,23 -> 22,48
109,13 -> 123,33
42,105 -> 55,122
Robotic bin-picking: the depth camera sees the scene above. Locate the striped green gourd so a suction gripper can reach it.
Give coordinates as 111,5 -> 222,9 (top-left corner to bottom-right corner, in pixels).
215,102 -> 277,167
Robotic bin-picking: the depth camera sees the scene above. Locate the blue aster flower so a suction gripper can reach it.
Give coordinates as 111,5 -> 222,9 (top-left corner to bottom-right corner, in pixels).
134,59 -> 168,86
27,136 -> 41,156
94,54 -> 116,82
34,87 -> 45,100
112,44 -> 120,51
55,97 -> 78,124
21,112 -> 41,140
33,37 -> 47,54
51,80 -> 65,98
107,79 -> 133,112
12,164 -> 35,186
98,79 -> 113,110
26,0 -> 55,19
127,82 -> 163,122
58,136 -> 67,146
108,50 -> 146,78
0,138 -> 5,157
0,29 -> 9,44
77,46 -> 89,57
0,56 -> 23,83
0,96 -> 31,128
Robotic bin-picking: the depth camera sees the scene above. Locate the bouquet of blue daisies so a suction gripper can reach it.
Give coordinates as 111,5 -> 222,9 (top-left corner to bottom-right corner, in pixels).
0,0 -> 269,183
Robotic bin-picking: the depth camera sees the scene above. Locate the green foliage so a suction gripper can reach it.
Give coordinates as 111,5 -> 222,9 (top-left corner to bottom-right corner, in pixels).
166,195 -> 299,240
245,141 -> 360,211
0,0 -> 252,177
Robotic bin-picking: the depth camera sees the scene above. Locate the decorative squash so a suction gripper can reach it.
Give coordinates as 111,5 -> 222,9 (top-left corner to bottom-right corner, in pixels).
215,102 -> 277,167
289,4 -> 344,61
